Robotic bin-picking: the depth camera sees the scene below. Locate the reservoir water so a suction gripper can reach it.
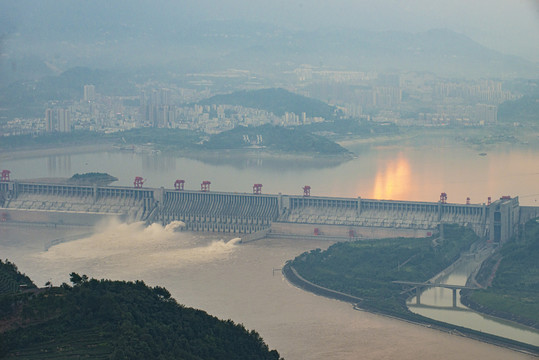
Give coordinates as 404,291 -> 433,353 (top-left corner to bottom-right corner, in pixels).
2,136 -> 539,205
1,136 -> 538,357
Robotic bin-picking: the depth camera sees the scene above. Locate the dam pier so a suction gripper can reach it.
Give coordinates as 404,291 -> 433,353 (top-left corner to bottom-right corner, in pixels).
1,177 -> 535,243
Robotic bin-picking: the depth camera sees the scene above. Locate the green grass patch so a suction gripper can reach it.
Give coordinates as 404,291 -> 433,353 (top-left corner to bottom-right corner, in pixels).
465,218 -> 539,328
291,224 -> 478,316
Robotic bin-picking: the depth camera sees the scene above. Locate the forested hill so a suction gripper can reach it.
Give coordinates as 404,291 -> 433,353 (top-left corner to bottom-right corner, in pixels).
0,260 -> 36,295
0,270 -> 282,359
461,218 -> 539,329
498,95 -> 539,125
199,88 -> 338,119
202,124 -> 350,155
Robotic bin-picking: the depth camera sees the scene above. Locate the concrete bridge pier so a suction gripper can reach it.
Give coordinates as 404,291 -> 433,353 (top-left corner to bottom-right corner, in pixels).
452,288 -> 457,307
416,287 -> 421,305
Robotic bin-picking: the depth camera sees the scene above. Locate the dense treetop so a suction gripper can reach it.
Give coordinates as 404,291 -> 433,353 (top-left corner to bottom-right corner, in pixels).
290,224 -> 478,315
0,270 -> 281,359
199,88 -> 339,119
463,218 -> 539,328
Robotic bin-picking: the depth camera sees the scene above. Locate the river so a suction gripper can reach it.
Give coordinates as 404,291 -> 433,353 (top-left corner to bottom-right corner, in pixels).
0,222 -> 536,359
0,136 -> 538,357
407,251 -> 539,347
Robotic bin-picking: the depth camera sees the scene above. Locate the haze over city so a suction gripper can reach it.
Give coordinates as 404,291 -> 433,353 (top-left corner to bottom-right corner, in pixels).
0,1 -> 538,359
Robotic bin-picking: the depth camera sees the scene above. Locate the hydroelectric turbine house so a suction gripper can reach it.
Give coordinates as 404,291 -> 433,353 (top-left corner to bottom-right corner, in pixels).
1,174 -> 533,244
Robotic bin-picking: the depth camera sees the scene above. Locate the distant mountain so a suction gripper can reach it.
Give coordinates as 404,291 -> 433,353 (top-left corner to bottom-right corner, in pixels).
2,4 -> 538,78
0,67 -> 136,120
199,88 -> 338,119
3,1 -> 539,78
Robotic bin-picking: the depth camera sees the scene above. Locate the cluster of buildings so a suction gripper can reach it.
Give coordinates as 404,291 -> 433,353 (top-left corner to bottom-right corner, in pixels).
0,69 -> 521,137
294,69 -> 516,126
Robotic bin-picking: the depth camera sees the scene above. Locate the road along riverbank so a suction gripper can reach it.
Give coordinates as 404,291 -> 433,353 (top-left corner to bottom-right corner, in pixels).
282,261 -> 539,356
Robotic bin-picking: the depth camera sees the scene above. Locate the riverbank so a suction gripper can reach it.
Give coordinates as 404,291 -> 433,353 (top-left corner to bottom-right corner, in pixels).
0,139 -> 353,164
338,126 -> 539,151
459,219 -> 539,332
460,293 -> 539,331
283,259 -> 539,355
0,144 -> 115,161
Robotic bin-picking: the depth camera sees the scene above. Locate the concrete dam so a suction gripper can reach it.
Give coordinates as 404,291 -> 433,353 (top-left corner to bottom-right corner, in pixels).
1,179 -> 533,243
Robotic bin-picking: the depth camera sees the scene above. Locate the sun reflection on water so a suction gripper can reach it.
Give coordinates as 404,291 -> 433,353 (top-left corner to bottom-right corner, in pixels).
370,153 -> 412,200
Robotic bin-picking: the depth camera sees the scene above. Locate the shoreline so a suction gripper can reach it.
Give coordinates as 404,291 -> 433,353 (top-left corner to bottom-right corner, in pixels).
0,142 -> 355,165
282,262 -> 539,356
0,144 -> 115,161
460,291 -> 539,331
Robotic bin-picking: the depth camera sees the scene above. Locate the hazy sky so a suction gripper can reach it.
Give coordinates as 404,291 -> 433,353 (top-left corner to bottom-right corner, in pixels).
180,0 -> 539,61
1,0 -> 539,62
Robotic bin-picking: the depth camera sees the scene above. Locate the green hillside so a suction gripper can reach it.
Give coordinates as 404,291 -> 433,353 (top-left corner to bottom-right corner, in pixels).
498,96 -> 539,125
289,224 -> 478,316
462,219 -> 539,328
203,124 -> 350,155
199,88 -> 338,119
0,260 -> 35,297
0,272 -> 281,359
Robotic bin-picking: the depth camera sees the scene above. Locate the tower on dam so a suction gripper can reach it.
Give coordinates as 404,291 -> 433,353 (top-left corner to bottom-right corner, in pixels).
0,177 -> 525,244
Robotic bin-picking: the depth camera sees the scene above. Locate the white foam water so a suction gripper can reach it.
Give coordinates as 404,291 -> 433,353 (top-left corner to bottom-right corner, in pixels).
34,219 -> 239,285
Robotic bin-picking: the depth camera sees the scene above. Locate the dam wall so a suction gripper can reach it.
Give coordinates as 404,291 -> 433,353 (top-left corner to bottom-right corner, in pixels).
281,196 -> 489,237
270,222 -> 433,240
3,208 -> 124,226
520,206 -> 539,224
159,190 -> 279,233
1,182 -> 155,224
0,180 -> 527,242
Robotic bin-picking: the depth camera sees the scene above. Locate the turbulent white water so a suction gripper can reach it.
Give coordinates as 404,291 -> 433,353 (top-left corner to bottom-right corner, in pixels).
164,220 -> 186,232
34,220 -> 240,286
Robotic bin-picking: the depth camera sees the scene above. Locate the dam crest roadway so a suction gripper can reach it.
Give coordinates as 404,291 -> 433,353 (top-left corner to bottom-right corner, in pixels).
1,176 -> 537,244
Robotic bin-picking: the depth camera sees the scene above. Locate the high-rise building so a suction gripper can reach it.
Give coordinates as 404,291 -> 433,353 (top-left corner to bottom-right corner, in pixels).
475,104 -> 497,124
45,108 -> 71,132
58,109 -> 71,132
84,84 -> 96,101
160,88 -> 170,106
45,109 -> 56,132
373,87 -> 402,107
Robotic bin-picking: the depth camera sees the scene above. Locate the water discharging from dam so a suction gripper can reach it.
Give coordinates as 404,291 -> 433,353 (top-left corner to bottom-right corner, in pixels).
35,220 -> 242,283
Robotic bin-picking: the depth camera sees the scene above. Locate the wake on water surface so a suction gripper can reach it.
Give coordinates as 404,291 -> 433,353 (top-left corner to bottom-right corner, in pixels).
34,220 -> 241,285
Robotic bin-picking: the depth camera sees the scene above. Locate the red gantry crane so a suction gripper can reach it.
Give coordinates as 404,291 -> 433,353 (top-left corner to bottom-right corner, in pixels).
201,181 -> 211,192
134,176 -> 144,188
174,179 -> 185,191
439,192 -> 447,204
253,183 -> 263,195
1,170 -> 10,182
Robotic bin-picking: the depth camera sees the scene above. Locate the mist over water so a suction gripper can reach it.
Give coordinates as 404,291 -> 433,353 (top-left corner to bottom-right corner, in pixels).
34,220 -> 239,286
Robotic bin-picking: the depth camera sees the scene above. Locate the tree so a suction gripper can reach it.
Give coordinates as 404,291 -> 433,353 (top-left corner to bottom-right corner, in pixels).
70,272 -> 83,286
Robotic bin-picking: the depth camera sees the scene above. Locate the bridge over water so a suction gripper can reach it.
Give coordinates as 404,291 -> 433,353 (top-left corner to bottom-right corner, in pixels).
393,280 -> 479,307
0,179 -> 529,243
